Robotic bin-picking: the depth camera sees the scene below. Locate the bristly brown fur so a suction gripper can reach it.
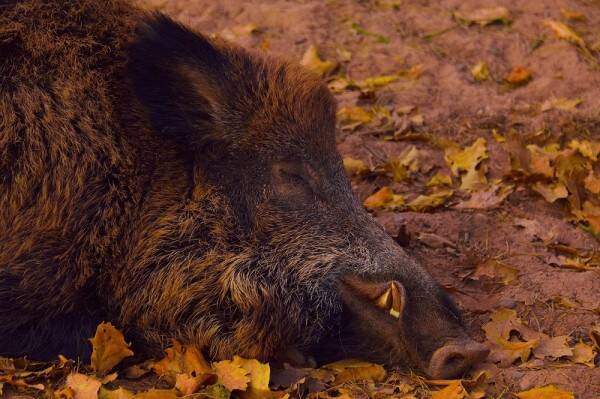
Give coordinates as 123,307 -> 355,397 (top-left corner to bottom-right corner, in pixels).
1,0 -> 475,375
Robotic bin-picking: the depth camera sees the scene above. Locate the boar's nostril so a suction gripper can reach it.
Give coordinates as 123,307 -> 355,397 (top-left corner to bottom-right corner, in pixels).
426,340 -> 489,379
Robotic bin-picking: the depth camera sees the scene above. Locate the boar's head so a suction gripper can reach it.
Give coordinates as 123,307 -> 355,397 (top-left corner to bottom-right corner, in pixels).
129,15 -> 488,379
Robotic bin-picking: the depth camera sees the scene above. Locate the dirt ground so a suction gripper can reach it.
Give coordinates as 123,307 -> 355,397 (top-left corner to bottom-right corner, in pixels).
135,0 -> 600,397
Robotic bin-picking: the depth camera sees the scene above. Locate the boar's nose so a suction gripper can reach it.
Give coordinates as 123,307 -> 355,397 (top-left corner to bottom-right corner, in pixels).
426,339 -> 489,379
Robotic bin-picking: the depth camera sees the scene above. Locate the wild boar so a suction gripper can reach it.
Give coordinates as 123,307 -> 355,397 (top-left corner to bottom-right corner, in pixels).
0,0 -> 488,378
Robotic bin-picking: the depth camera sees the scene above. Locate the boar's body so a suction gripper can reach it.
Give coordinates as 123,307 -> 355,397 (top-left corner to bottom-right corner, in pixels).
0,0 -> 487,378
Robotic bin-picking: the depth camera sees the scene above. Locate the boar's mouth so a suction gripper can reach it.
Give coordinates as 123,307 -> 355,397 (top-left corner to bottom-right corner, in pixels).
310,275 -> 488,379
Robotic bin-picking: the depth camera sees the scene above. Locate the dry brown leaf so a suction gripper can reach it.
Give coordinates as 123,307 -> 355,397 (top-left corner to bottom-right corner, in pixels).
355,74 -> 399,90
569,340 -> 596,367
90,322 -> 134,375
213,360 -> 251,391
544,20 -> 585,47
454,7 -> 511,26
506,67 -> 532,85
408,189 -> 453,212
591,326 -> 600,349
151,340 -> 211,377
300,45 -> 335,76
526,144 -> 560,178
555,153 -> 590,210
322,359 -> 386,384
471,259 -> 518,284
471,61 -> 489,81
516,385 -> 574,399
483,309 -> 539,366
532,182 -> 569,203
572,201 -> 600,235
455,183 -> 513,209
533,335 -> 573,359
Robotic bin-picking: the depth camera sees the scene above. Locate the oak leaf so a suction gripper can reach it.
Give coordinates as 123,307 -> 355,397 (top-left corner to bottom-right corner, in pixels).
213,360 -> 251,391
65,373 -> 102,399
90,323 -> 134,375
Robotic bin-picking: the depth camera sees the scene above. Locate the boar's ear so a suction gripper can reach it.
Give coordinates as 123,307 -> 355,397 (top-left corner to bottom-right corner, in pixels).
128,14 -> 234,146
338,276 -> 407,320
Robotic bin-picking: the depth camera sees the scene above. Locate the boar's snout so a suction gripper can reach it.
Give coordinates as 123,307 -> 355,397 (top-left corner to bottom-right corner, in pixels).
426,339 -> 489,379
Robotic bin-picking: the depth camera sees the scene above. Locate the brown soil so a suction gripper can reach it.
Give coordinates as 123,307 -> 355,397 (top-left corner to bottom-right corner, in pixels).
138,0 -> 600,397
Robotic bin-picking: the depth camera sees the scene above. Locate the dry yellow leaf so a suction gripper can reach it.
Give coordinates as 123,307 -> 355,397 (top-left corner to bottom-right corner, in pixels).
343,158 -> 369,176
569,340 -> 596,367
337,106 -> 372,124
65,373 -> 102,399
355,74 -> 399,89
492,129 -> 506,143
568,139 -> 600,161
300,45 -> 335,76
98,387 -> 134,399
364,187 -> 393,209
454,7 -> 511,26
460,166 -> 488,192
408,189 -> 454,212
89,323 -> 134,375
133,390 -> 179,399
526,144 -> 561,178
427,172 -> 453,187
151,340 -> 211,376
471,61 -> 489,81
516,385 -> 574,399
431,380 -> 466,399
213,360 -> 251,391
506,66 -> 532,85
322,359 -> 386,384
544,20 -> 585,47
573,201 -> 600,235
445,137 -> 488,176
455,182 -> 513,210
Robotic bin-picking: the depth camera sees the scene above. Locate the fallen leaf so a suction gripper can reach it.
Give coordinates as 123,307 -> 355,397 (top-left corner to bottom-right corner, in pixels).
492,129 -> 506,143
445,138 -> 488,176
526,144 -> 561,178
213,360 -> 251,391
584,172 -> 600,194
90,322 -> 134,375
300,45 -> 335,76
533,335 -> 573,359
532,182 -> 569,203
471,61 -> 489,81
569,340 -> 596,367
506,66 -> 532,85
460,165 -> 488,192
483,309 -> 540,366
455,182 -> 513,209
591,326 -> 600,349
516,385 -> 574,399
541,97 -> 583,112
472,259 -> 518,284
555,153 -> 591,210
343,158 -> 369,176
98,387 -> 134,399
431,380 -> 466,399
355,74 -> 399,90
408,189 -> 454,212
427,172 -> 453,187
560,8 -> 586,21
568,139 -> 600,161
175,372 -> 214,396
337,106 -> 372,124
572,201 -> 600,235
65,373 -> 102,399
454,7 -> 511,26
322,359 -> 386,384
133,389 -> 179,399
544,20 -> 585,47
151,340 -> 211,377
